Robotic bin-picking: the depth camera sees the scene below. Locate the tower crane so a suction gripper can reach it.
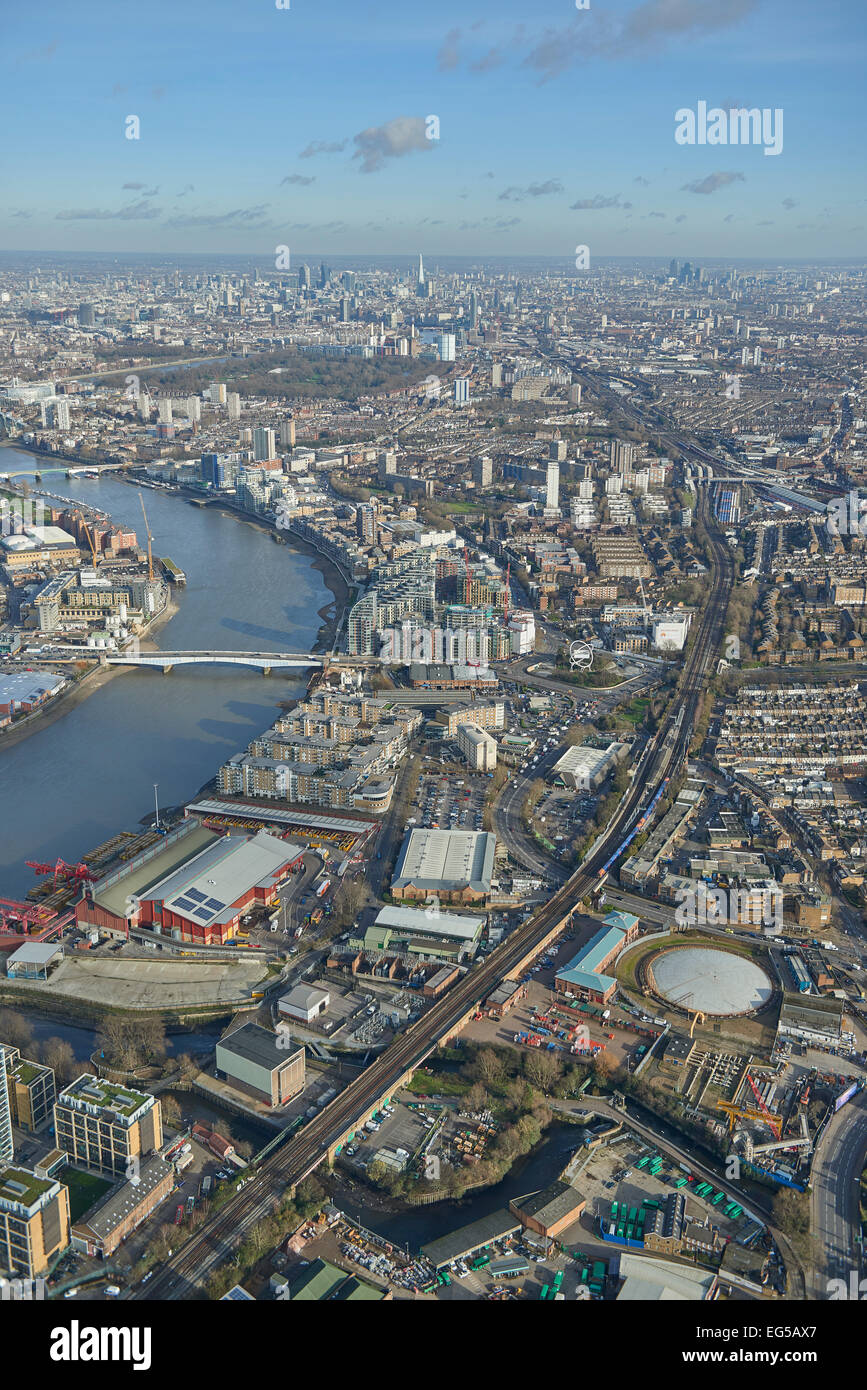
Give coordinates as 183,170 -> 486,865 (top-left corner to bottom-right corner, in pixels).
744,1070 -> 782,1137
138,491 -> 154,581
80,519 -> 101,570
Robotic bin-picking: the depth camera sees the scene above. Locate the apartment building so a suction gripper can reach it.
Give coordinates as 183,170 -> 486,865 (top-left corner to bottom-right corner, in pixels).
54,1076 -> 163,1178
1,1046 -> 56,1133
457,723 -> 498,771
0,1165 -> 70,1279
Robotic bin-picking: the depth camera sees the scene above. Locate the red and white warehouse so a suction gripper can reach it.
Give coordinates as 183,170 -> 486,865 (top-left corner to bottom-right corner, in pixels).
76,823 -> 305,945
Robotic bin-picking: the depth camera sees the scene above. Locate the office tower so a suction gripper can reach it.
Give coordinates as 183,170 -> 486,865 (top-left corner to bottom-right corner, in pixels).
546,460 -> 560,511
0,1165 -> 70,1279
339,297 -> 350,322
227,392 -> 241,421
0,1047 -> 13,1162
319,262 -> 330,288
158,398 -> 172,425
417,252 -> 425,293
569,383 -> 582,406
438,333 -> 456,362
669,258 -> 679,278
1,1047 -> 56,1133
279,418 -> 296,448
472,455 -> 493,488
298,263 -> 311,289
454,377 -> 470,407
342,270 -> 356,293
210,382 -> 227,404
54,1075 -> 163,1178
253,426 -> 276,461
187,395 -> 201,423
78,302 -> 95,327
469,290 -> 479,326
549,439 -> 567,462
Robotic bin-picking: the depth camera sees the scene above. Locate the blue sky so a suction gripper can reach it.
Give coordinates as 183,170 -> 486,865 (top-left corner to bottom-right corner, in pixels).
2,0 -> 865,258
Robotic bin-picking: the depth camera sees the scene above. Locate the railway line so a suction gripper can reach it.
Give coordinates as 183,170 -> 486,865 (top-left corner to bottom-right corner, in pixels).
135,487 -> 734,1300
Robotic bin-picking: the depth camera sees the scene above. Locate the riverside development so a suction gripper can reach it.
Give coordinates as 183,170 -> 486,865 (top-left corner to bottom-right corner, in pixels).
2,243 -> 867,1329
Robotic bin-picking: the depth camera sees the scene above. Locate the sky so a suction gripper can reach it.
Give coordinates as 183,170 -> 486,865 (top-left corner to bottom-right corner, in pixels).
2,0 -> 865,260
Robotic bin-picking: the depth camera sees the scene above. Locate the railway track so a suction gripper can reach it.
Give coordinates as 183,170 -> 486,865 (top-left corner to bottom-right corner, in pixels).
135,488 -> 733,1300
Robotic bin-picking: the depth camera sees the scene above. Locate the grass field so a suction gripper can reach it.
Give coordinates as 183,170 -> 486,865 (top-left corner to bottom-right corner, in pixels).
60,1166 -> 114,1222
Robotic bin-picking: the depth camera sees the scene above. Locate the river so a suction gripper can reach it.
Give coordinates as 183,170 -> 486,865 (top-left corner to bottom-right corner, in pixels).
0,448 -> 334,897
335,1122 -> 583,1253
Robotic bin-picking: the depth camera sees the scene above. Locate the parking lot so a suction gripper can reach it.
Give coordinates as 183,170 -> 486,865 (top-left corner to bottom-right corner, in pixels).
413,772 -> 490,832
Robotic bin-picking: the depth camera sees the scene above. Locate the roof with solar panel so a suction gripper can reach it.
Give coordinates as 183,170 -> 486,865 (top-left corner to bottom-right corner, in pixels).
140,830 -> 304,928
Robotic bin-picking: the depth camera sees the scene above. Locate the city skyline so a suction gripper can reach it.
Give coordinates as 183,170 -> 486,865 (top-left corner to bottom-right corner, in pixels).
3,0 -> 865,259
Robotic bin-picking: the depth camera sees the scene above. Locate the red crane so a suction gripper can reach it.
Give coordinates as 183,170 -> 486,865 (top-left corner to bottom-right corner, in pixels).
745,1070 -> 781,1137
26,858 -> 93,887
0,898 -> 55,933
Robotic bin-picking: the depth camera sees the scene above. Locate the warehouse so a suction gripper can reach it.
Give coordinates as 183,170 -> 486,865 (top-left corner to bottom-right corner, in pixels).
391,829 -> 496,905
76,821 -> 304,945
776,993 -> 844,1048
71,1156 -> 173,1258
278,984 -> 330,1024
615,1251 -> 718,1301
554,912 -> 639,1004
356,904 -> 485,962
509,1182 -> 586,1239
0,671 -> 66,720
421,1210 -> 521,1270
214,1023 -> 305,1107
551,741 -> 628,792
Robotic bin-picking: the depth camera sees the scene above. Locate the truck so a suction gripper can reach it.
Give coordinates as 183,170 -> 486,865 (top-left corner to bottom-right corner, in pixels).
315,879 -> 330,899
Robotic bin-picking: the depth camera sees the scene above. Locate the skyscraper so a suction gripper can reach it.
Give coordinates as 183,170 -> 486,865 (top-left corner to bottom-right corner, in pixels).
455,378 -> 470,407
417,252 -> 425,293
253,426 -> 276,461
0,1046 -> 14,1162
546,460 -> 560,511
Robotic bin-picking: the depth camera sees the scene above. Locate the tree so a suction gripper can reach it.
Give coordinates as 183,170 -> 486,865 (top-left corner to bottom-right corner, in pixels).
475,1048 -> 504,1088
40,1038 -> 77,1086
523,1050 -> 563,1093
160,1094 -> 182,1129
138,1017 -> 167,1062
0,1008 -> 34,1053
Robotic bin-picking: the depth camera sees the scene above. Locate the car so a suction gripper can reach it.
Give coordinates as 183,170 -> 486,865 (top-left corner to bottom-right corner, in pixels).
104,1285 -> 122,1297
63,1289 -> 78,1298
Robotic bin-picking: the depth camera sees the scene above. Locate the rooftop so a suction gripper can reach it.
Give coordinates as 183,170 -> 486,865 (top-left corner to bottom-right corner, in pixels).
59,1074 -> 152,1119
216,1021 -> 303,1072
374,904 -> 484,941
392,828 -> 496,893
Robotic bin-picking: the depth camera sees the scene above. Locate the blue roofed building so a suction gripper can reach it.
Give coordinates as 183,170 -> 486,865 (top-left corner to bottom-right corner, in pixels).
554,911 -> 639,1004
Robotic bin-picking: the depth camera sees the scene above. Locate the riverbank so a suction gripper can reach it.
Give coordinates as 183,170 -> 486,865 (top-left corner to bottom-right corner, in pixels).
0,592 -> 180,753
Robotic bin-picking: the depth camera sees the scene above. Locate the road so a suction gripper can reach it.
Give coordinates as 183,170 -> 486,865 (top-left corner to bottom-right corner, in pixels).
808,1090 -> 867,1299
132,482 -> 733,1300
492,741 -> 570,880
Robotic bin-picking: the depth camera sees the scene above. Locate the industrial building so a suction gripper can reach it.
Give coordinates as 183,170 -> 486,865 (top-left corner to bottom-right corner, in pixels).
615,1250 -> 718,1301
0,671 -> 66,722
76,821 -> 304,945
71,1156 -> 173,1258
54,1076 -> 163,1178
551,742 -> 628,792
281,1256 -> 389,1301
776,993 -> 844,1049
509,1182 -> 585,1239
391,829 -> 496,905
352,904 -> 485,962
1,1046 -> 56,1133
278,985 -> 331,1025
554,911 -> 640,1004
0,1164 -> 70,1279
214,1023 -> 305,1107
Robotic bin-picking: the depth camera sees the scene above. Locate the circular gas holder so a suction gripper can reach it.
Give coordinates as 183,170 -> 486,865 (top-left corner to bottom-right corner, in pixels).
651,946 -> 773,1017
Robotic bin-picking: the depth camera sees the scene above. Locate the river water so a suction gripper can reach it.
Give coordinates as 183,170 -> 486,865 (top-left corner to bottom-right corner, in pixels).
0,448 -> 333,897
